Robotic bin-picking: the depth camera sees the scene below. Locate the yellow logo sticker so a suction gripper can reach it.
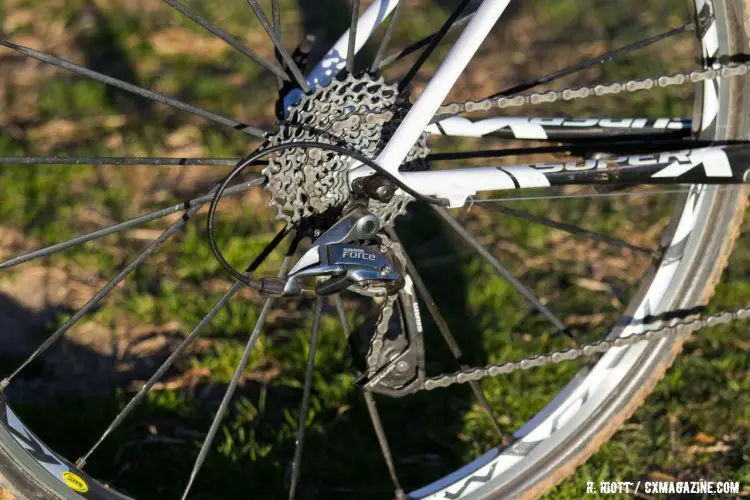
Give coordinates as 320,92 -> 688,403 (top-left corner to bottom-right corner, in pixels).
62,471 -> 89,493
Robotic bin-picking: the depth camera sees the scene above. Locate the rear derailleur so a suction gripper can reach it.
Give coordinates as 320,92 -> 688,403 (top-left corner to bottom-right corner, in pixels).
282,208 -> 424,397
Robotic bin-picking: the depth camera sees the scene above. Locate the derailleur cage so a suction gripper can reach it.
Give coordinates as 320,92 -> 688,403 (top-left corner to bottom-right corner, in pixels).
355,285 -> 425,397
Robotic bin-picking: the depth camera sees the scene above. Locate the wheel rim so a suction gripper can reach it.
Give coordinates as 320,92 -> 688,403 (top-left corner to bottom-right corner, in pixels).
0,0 -> 744,498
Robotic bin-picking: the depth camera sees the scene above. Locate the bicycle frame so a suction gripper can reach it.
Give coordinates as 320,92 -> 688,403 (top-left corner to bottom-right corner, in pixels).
301,0 -> 749,207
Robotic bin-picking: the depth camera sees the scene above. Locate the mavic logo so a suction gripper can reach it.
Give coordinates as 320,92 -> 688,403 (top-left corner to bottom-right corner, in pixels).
341,247 -> 376,261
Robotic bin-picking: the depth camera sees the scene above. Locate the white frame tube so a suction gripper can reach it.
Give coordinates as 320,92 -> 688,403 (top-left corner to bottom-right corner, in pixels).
371,0 -> 512,178
283,0 -> 400,108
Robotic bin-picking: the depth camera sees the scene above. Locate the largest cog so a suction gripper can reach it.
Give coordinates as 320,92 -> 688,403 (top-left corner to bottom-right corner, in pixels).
263,73 -> 429,226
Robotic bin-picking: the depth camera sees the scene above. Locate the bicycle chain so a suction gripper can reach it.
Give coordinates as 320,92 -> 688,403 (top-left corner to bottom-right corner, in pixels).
421,307 -> 750,391
365,62 -> 750,391
366,294 -> 399,377
436,62 -> 750,116
364,234 -> 409,377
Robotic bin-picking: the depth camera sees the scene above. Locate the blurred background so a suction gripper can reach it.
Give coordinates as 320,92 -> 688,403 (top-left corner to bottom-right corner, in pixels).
0,0 -> 748,498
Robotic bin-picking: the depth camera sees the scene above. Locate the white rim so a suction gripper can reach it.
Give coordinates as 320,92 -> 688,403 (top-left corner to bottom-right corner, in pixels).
409,0 -> 727,496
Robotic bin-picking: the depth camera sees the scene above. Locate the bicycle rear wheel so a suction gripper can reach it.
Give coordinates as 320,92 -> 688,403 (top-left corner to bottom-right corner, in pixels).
0,0 -> 746,498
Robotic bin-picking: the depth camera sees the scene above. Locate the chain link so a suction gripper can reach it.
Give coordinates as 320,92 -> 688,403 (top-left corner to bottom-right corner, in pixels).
421,306 -> 750,391
366,294 -> 399,376
436,62 -> 750,117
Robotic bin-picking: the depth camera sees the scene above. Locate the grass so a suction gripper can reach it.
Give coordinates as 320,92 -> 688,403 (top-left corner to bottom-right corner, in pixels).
0,0 -> 748,499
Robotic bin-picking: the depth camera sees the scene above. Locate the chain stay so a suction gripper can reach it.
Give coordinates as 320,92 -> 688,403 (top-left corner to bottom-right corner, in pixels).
437,62 -> 750,116
420,307 -> 750,391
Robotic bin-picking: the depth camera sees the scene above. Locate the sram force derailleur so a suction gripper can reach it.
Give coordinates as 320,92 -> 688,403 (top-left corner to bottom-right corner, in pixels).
281,208 -> 424,396
282,208 -> 405,297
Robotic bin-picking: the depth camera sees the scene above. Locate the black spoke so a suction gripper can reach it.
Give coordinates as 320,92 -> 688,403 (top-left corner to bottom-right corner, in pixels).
472,188 -> 693,203
181,239 -> 295,499
75,227 -> 291,469
398,0 -> 472,92
163,0 -> 289,82
246,0 -> 310,93
0,40 -> 268,139
0,176 -> 264,271
427,145 -> 602,162
363,391 -> 405,500
425,138 -> 712,162
428,120 -> 692,141
181,296 -> 275,499
347,0 -> 361,74
287,296 -> 323,500
433,206 -> 566,331
370,0 -> 405,74
378,12 -> 474,70
386,228 -> 509,443
478,23 -> 695,104
484,204 -> 654,255
0,156 -> 248,166
1,197 -> 207,390
332,294 -> 351,339
272,0 -> 283,90
330,296 -> 406,496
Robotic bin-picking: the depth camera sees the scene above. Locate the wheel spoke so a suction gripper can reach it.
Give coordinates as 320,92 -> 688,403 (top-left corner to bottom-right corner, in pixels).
163,0 -> 290,82
332,294 -> 351,339
489,23 -> 694,100
377,12 -> 474,70
246,0 -> 310,93
0,156 -> 246,166
425,139 -> 710,162
272,0 -> 283,90
0,176 -> 264,271
287,296 -> 323,500
472,188 -> 693,203
363,391 -> 405,500
347,0 -> 361,74
397,0 -> 472,92
181,237 -> 296,499
75,227 -> 292,469
484,204 -> 654,255
330,292 -> 405,494
180,296 -> 275,499
433,206 -> 566,331
0,40 -> 268,139
1,196 -> 207,390
370,0 -> 405,74
387,228 -> 510,443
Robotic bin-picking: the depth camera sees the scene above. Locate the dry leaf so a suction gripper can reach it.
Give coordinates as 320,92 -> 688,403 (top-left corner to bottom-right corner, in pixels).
649,471 -> 677,482
149,28 -> 229,60
695,432 -> 717,444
